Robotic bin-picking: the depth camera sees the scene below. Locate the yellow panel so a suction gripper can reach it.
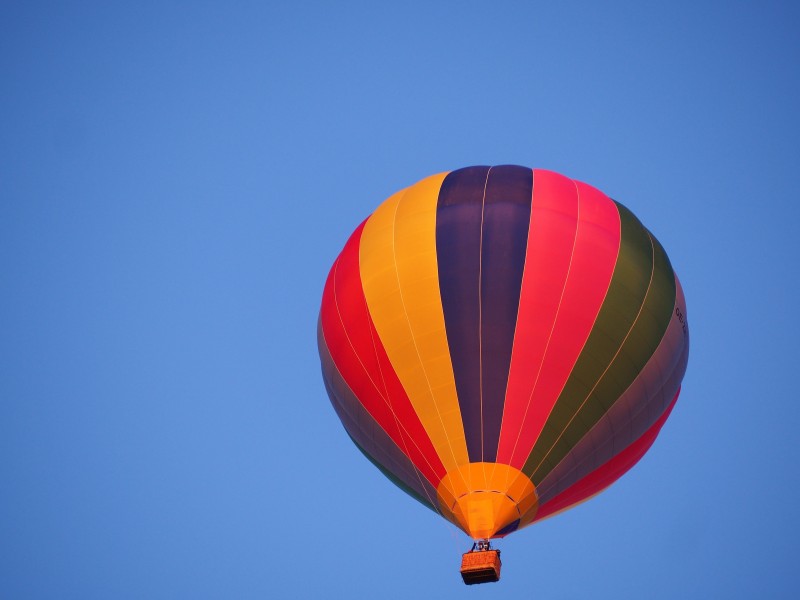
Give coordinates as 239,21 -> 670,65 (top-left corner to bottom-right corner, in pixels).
359,172 -> 469,475
436,462 -> 539,539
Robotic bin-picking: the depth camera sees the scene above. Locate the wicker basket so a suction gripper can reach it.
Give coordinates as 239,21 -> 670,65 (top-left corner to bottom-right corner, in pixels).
460,549 -> 501,584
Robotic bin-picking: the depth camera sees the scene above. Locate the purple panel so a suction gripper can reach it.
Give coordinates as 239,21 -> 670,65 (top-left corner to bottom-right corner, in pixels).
318,322 -> 440,510
436,165 -> 532,462
436,165 -> 489,463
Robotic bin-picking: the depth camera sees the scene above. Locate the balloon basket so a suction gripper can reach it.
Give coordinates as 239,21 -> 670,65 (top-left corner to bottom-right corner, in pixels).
460,541 -> 501,585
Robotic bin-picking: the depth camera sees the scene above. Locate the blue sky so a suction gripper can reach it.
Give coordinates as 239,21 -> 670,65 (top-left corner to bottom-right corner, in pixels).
2,1 -> 798,598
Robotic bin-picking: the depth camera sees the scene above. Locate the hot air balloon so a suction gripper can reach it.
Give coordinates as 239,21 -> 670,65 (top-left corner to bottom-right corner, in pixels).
317,166 -> 689,584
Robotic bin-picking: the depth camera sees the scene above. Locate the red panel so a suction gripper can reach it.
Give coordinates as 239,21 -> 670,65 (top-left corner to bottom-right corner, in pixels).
533,389 -> 680,521
320,221 -> 446,486
497,171 -> 621,468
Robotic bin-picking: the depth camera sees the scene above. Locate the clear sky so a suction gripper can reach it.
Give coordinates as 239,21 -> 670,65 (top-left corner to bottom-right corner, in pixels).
2,1 -> 798,598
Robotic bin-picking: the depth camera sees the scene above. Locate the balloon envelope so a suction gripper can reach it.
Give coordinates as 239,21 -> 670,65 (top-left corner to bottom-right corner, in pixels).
318,166 -> 689,540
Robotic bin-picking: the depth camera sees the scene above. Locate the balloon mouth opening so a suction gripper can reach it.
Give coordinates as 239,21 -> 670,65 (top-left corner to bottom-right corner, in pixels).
436,463 -> 538,539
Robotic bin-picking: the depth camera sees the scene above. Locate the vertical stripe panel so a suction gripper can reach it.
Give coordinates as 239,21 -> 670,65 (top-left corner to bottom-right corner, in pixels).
435,166 -> 488,462
477,165 -> 533,461
497,172 -> 621,468
359,172 -> 470,474
435,166 -> 532,462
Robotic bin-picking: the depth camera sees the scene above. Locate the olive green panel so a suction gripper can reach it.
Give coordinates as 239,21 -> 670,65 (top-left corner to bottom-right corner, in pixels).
523,203 -> 676,484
